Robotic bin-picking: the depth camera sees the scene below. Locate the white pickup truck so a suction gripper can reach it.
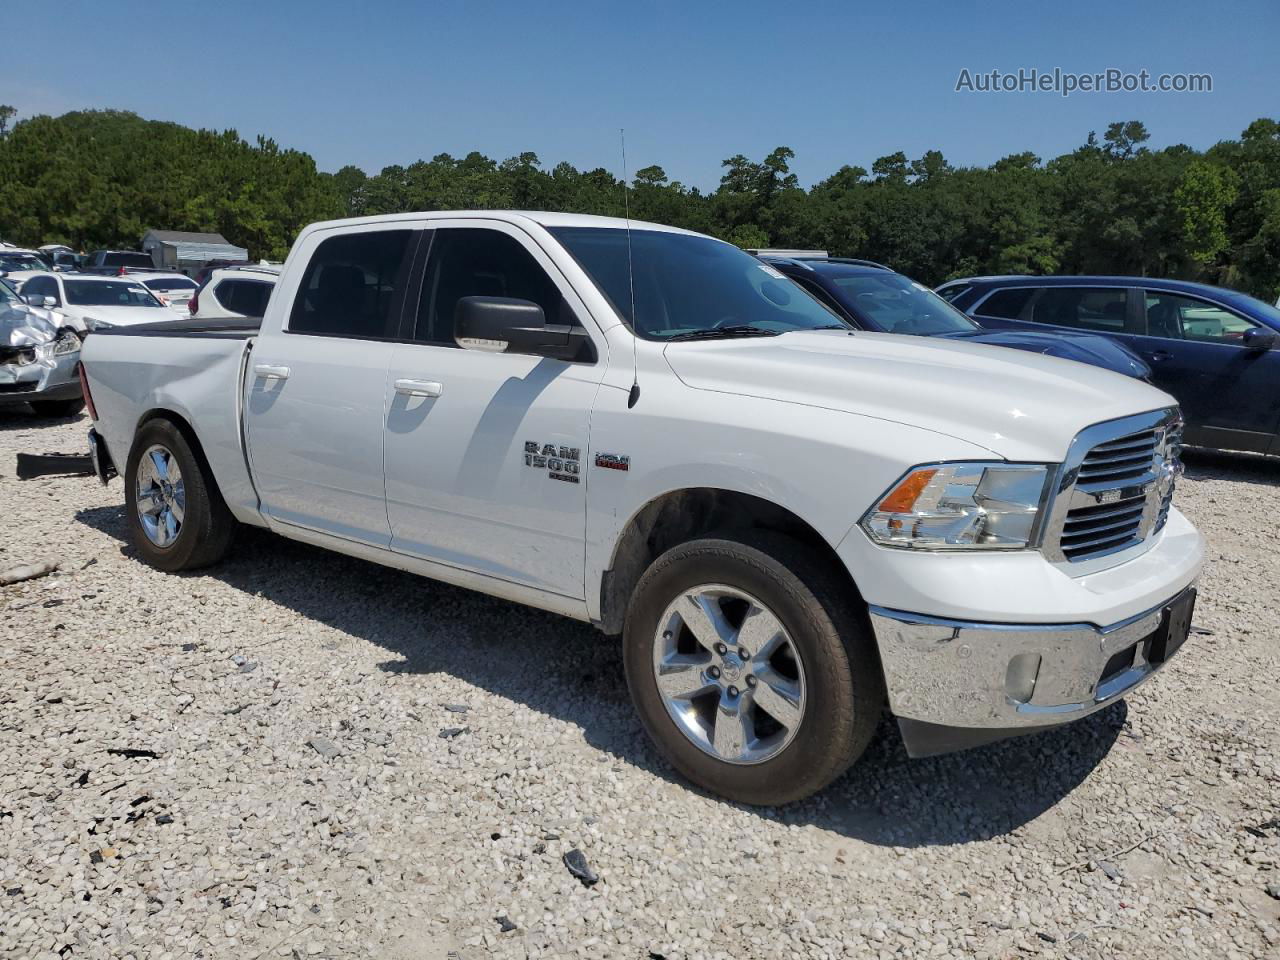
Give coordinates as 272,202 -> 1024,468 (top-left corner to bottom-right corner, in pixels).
80,212 -> 1204,804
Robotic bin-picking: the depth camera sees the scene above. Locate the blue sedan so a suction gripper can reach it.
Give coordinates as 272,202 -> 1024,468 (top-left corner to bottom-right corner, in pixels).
761,256 -> 1150,379
938,276 -> 1280,455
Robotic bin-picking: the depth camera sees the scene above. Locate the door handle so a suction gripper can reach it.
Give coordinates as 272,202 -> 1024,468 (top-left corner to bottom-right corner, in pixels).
394,378 -> 443,398
1147,350 -> 1172,362
253,363 -> 291,380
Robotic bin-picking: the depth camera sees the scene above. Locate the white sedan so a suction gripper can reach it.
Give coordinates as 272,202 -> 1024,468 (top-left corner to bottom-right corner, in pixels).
19,272 -> 177,332
130,272 -> 200,313
0,249 -> 52,291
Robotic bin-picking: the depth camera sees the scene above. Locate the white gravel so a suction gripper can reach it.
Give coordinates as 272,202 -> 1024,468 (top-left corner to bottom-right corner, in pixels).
1,409 -> 1277,960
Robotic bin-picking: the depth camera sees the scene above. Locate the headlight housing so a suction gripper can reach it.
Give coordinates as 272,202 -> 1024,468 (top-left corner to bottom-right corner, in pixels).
861,462 -> 1052,550
50,330 -> 81,356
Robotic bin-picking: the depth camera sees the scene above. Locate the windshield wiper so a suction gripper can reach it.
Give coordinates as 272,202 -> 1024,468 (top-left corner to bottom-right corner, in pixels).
664,325 -> 782,342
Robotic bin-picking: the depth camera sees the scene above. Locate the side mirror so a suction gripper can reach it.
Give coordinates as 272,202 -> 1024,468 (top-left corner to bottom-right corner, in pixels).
25,294 -> 56,308
454,296 -> 586,360
1242,326 -> 1277,351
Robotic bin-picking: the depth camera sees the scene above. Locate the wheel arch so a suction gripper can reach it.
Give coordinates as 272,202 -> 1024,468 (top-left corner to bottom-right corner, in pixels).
597,487 -> 865,635
133,407 -> 222,498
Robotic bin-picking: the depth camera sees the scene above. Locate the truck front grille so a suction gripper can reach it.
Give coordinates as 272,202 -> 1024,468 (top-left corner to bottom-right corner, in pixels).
1045,409 -> 1183,567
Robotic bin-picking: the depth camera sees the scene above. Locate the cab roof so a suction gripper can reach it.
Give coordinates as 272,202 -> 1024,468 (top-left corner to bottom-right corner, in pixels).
302,210 -> 708,238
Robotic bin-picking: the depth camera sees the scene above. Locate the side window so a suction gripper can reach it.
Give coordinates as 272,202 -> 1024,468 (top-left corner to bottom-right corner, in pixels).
289,230 -> 414,338
973,287 -> 1035,319
413,228 -> 576,347
1030,288 -> 1128,332
25,277 -> 52,301
936,283 -> 970,303
216,279 -> 273,316
1144,292 -> 1256,343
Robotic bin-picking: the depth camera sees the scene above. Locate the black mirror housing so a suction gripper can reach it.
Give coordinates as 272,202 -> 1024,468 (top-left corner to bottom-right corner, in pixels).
454,296 -> 589,361
1242,326 -> 1277,351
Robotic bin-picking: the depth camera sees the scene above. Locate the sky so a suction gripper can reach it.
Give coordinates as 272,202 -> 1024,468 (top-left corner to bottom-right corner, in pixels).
3,0 -> 1276,190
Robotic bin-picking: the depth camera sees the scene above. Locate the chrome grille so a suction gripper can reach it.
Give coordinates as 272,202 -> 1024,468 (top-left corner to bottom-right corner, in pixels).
1045,408 -> 1183,567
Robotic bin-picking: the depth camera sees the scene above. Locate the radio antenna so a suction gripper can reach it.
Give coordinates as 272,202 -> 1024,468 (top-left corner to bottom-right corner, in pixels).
621,127 -> 640,408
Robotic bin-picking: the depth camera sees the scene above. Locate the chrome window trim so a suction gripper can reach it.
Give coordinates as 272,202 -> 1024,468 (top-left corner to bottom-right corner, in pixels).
1042,407 -> 1183,575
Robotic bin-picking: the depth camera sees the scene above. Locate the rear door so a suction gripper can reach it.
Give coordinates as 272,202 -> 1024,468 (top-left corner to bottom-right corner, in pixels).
244,225 -> 420,545
382,221 -> 606,597
1127,290 -> 1280,451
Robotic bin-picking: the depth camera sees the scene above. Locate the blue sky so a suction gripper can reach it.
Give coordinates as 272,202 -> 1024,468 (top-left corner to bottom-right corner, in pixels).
3,0 -> 1275,189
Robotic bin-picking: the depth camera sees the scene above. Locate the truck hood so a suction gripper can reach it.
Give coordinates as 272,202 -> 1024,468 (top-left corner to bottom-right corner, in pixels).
663,329 -> 1176,462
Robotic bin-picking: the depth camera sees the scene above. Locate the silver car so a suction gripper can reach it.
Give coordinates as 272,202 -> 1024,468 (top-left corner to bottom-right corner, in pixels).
0,278 -> 84,417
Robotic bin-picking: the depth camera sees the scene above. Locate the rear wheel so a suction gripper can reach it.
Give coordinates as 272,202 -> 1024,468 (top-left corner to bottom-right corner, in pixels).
623,533 -> 883,805
29,397 -> 85,418
124,419 -> 235,571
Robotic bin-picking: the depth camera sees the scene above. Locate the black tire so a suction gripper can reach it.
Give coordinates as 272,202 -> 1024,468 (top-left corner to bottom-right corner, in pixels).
124,418 -> 235,572
623,532 -> 884,806
29,397 -> 85,418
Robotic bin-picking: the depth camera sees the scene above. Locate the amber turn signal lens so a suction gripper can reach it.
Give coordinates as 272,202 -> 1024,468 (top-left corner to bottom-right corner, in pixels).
877,468 -> 938,514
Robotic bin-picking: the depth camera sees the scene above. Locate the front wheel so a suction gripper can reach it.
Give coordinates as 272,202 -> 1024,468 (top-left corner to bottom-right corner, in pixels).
124,419 -> 235,572
623,533 -> 884,805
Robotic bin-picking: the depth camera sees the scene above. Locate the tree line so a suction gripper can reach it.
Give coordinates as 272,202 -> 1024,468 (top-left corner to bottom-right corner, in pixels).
1,108 -> 1277,300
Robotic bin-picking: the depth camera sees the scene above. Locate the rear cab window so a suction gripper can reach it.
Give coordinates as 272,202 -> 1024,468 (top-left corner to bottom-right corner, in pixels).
288,230 -> 414,338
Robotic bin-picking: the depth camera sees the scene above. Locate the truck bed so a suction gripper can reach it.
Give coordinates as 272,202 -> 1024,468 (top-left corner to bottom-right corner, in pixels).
82,319 -> 263,525
93,316 -> 262,338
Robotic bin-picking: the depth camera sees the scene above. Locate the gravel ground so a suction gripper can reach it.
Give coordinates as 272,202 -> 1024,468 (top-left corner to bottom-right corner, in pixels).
1,409 -> 1277,960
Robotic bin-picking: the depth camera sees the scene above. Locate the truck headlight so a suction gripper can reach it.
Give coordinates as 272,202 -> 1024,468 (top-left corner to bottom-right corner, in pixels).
861,463 -> 1052,549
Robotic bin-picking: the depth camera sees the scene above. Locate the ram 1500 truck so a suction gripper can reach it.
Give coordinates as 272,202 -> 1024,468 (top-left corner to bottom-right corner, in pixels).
79,212 -> 1204,805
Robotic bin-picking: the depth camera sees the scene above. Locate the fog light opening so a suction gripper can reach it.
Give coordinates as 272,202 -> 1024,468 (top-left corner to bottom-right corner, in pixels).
1005,653 -> 1042,704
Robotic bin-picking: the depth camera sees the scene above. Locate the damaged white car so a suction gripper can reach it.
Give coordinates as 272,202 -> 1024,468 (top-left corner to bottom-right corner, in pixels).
0,279 -> 85,418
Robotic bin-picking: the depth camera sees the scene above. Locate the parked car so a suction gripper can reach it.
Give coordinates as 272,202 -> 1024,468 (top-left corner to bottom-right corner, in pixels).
20,273 -> 175,331
0,248 -> 54,291
940,276 -> 1280,455
763,257 -> 1150,379
124,271 -> 201,313
80,212 -> 1202,805
0,278 -> 84,417
188,264 -> 277,319
84,250 -> 156,274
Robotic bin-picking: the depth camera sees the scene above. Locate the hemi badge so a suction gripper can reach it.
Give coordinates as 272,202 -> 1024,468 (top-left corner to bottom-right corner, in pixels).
595,453 -> 630,472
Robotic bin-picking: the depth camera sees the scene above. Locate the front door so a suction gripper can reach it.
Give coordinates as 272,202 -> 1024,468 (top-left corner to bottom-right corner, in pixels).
1128,290 -> 1280,452
244,226 -> 419,545
383,222 -> 605,598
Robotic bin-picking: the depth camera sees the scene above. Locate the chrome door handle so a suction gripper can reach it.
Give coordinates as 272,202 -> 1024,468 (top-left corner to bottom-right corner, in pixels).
394,378 -> 443,398
253,363 -> 291,380
1147,350 -> 1172,362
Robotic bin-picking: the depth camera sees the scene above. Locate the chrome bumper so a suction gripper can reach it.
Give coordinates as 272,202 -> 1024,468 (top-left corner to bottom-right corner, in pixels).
869,584 -> 1196,732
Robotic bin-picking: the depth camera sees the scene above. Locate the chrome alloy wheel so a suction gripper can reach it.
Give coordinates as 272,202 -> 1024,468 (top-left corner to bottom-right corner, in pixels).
135,444 -> 185,548
652,584 -> 806,765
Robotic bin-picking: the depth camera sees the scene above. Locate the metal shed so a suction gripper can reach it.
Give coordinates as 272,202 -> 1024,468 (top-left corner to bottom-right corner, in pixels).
141,230 -> 248,275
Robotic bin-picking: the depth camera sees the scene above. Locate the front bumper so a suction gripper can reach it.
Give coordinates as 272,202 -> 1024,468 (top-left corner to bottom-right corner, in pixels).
870,583 -> 1196,755
0,353 -> 82,407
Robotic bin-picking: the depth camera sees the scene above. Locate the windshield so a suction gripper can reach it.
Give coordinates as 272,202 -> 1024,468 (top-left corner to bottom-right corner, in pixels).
549,227 -> 846,340
65,280 -> 163,307
0,253 -> 45,271
829,273 -> 978,335
143,277 -> 198,293
0,278 -> 19,304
